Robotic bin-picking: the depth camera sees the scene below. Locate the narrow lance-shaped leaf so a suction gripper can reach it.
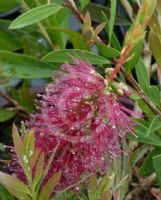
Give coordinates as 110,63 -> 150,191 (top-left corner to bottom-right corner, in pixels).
99,191 -> 112,200
153,154 -> 161,189
42,49 -> 110,64
80,0 -> 90,10
88,175 -> 97,200
94,23 -> 106,36
98,173 -> 114,196
128,125 -> 161,147
46,28 -> 89,50
82,12 -> 95,44
109,0 -> 117,44
0,0 -> 18,13
147,86 -> 160,107
0,184 -> 14,200
139,148 -> 161,176
9,4 -> 62,29
149,29 -> 161,68
38,172 -> 61,200
83,12 -> 92,33
43,143 -> 59,178
157,0 -> 161,15
29,148 -> 41,169
135,0 -> 157,28
33,152 -> 45,189
0,109 -> 15,123
146,115 -> 161,136
97,43 -> 120,59
125,39 -> 143,72
23,130 -> 35,159
135,58 -> 150,93
0,30 -> 22,51
149,14 -> 161,36
124,0 -> 157,46
12,125 -> 24,169
87,3 -> 130,25
0,171 -> 30,195
101,12 -> 121,51
7,190 -> 31,200
0,51 -> 56,79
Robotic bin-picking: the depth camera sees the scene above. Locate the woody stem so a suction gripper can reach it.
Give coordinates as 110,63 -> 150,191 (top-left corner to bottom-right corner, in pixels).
64,1 -> 161,117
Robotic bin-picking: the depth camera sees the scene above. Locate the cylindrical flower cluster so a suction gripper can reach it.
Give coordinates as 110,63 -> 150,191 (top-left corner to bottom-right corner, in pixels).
13,59 -> 136,188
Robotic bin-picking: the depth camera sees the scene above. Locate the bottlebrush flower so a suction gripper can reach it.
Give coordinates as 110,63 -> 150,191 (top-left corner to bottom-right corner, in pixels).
12,58 -> 137,189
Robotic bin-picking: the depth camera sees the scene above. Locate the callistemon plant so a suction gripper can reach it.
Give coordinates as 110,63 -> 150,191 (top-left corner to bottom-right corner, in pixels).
18,58 -> 136,189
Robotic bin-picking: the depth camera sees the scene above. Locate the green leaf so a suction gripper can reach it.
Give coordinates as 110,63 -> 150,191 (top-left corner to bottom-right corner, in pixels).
129,94 -> 141,100
23,130 -> 35,159
102,12 -> 121,50
95,23 -> 106,36
148,86 -> 160,107
62,29 -> 89,50
138,99 -> 155,121
153,154 -> 161,189
130,146 -> 148,167
150,29 -> 161,67
136,59 -> 160,107
0,109 -> 15,122
0,171 -> 30,195
0,51 -> 56,79
33,152 -> 45,189
132,133 -> 161,146
135,0 -> 157,27
128,124 -> 161,147
29,148 -> 41,169
42,49 -> 110,64
157,0 -> 161,15
109,0 -> 117,44
97,43 -> 120,59
38,172 -> 61,200
0,184 -> 14,200
45,28 -> 89,50
0,0 -> 18,13
88,175 -> 97,200
149,15 -> 161,36
87,174 -> 114,200
0,30 -> 22,51
98,173 -> 114,198
8,190 -> 30,200
87,3 -> 130,25
80,0 -> 90,10
11,82 -> 36,113
54,191 -> 77,200
9,4 -> 62,29
12,125 -> 25,170
139,148 -> 161,176
135,58 -> 150,93
45,7 -> 70,49
43,144 -> 59,178
99,191 -> 112,200
0,143 -> 5,151
125,39 -> 143,72
146,115 -> 161,136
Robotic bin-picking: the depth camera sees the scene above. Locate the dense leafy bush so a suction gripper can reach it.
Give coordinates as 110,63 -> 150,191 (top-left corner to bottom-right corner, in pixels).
0,0 -> 161,199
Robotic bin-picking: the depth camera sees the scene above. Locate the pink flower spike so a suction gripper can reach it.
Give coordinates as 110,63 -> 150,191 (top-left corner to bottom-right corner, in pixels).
11,59 -> 137,190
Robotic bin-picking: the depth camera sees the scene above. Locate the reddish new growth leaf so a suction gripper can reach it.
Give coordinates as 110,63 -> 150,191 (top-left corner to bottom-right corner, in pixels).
12,59 -> 136,189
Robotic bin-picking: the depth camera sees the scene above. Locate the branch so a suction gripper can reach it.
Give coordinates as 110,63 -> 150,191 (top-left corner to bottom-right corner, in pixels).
108,45 -> 132,86
64,0 -> 84,23
0,92 -> 29,118
121,68 -> 161,117
20,0 -> 56,49
64,0 -> 161,117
